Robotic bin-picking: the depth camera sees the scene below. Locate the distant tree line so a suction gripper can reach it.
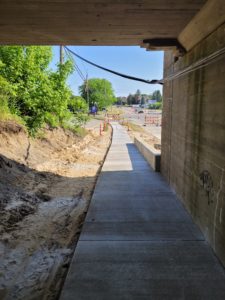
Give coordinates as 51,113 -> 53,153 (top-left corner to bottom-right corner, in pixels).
115,89 -> 162,108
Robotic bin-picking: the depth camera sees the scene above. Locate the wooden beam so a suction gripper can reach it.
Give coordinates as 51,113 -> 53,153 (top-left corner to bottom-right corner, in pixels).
0,1 -> 206,11
178,0 -> 225,51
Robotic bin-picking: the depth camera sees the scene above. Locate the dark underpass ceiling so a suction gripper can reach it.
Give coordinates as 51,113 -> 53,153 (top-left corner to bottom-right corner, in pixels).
0,0 -> 207,45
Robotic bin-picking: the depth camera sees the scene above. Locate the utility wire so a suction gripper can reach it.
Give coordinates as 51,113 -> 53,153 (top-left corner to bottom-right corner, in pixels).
75,64 -> 86,81
76,63 -> 86,81
64,47 -> 86,81
64,46 -> 163,85
162,46 -> 225,83
65,44 -> 225,86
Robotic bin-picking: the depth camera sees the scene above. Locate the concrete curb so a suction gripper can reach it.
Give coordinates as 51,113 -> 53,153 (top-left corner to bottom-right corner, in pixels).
134,136 -> 161,172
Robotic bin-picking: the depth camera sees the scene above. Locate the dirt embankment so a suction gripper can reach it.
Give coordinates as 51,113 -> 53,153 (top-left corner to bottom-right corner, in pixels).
0,121 -> 111,300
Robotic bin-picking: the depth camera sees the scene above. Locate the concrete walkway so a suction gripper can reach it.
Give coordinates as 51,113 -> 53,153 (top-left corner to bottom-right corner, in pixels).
60,123 -> 225,300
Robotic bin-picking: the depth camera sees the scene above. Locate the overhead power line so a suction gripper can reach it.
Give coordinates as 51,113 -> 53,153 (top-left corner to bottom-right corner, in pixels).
64,46 -> 163,85
64,46 -> 86,81
163,45 -> 225,82
65,44 -> 225,87
75,64 -> 86,81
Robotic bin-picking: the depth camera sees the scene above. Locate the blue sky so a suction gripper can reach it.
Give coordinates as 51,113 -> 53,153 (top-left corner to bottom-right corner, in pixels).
50,46 -> 163,97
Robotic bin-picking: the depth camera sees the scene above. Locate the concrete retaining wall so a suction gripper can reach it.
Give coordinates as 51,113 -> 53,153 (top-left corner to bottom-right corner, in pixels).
161,23 -> 225,266
134,136 -> 160,172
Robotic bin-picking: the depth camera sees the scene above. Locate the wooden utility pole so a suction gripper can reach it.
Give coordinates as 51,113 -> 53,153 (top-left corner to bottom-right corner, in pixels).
60,45 -> 64,64
85,74 -> 89,108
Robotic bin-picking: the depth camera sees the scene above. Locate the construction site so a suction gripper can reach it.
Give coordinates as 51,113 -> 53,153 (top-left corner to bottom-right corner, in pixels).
0,0 -> 225,299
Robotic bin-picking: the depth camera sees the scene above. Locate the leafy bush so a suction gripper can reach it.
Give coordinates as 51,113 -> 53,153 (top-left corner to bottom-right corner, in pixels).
67,96 -> 89,126
148,102 -> 162,110
0,74 -> 23,123
0,46 -> 74,135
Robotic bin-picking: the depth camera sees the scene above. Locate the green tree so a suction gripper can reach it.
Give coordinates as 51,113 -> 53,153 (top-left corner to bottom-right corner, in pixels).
68,95 -> 89,125
0,74 -> 17,121
0,46 -> 74,134
136,89 -> 141,96
115,97 -> 122,105
134,89 -> 141,104
151,90 -> 162,102
127,94 -> 133,105
79,78 -> 116,109
68,96 -> 88,113
140,96 -> 145,105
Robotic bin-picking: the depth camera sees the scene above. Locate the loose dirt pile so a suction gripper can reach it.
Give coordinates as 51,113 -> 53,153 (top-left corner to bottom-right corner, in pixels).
0,120 -> 111,300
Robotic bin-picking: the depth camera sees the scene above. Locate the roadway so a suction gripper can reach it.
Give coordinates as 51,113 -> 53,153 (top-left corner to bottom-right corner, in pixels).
121,107 -> 162,140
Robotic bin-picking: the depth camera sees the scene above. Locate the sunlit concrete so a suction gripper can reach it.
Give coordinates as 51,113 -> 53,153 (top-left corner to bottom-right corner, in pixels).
0,1 -> 206,45
60,122 -> 225,300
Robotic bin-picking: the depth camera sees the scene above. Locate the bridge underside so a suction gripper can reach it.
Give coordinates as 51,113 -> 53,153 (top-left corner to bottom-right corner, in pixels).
0,0 -> 206,47
1,0 -> 225,270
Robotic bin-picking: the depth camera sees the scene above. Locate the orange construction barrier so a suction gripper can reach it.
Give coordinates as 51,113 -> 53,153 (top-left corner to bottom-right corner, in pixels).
144,115 -> 162,126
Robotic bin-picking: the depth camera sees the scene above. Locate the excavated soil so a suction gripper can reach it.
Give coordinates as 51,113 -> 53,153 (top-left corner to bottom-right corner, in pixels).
0,121 -> 111,300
